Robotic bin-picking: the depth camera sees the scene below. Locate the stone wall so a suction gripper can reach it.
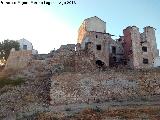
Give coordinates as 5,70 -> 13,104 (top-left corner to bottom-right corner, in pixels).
123,26 -> 159,69
131,26 -> 142,68
4,50 -> 33,70
84,16 -> 106,33
50,70 -> 160,105
46,44 -> 97,73
109,39 -> 124,66
77,16 -> 106,43
77,23 -> 87,44
75,50 -> 96,72
78,16 -> 160,69
77,31 -> 112,67
4,42 -> 97,74
81,32 -> 110,66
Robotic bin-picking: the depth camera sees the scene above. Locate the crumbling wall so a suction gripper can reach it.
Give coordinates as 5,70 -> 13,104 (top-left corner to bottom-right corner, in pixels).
47,45 -> 96,73
123,26 -> 159,69
131,26 -> 142,68
79,31 -> 110,67
142,27 -> 159,65
77,23 -> 87,44
50,70 -> 160,105
4,50 -> 33,70
47,44 -> 76,73
77,16 -> 110,67
109,39 -> 124,66
84,16 -> 106,33
75,50 -> 96,72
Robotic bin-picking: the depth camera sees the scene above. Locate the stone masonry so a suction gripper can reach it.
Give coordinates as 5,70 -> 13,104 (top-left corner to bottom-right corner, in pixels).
1,16 -> 160,119
78,16 -> 159,69
123,26 -> 159,69
50,70 -> 160,105
4,16 -> 159,71
4,49 -> 33,70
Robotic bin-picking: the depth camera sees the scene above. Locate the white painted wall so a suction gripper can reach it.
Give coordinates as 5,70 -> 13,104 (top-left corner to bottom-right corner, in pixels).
85,16 -> 106,33
154,57 -> 160,67
17,38 -> 33,50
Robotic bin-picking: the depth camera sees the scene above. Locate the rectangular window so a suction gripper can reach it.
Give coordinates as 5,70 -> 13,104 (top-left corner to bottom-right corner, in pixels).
112,46 -> 116,54
96,45 -> 101,50
142,46 -> 147,52
23,45 -> 27,50
143,58 -> 148,64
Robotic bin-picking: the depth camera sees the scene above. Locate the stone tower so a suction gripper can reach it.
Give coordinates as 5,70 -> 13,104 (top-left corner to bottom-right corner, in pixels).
123,26 -> 159,69
77,16 -> 111,67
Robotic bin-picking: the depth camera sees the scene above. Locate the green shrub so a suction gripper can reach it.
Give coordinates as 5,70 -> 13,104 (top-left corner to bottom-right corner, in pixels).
0,77 -> 25,88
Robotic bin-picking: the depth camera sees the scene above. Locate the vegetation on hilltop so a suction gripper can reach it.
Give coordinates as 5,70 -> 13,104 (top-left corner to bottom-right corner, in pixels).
0,40 -> 20,61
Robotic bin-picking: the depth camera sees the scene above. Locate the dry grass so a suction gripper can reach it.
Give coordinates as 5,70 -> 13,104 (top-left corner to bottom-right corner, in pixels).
34,107 -> 160,120
0,77 -> 25,88
104,107 -> 160,119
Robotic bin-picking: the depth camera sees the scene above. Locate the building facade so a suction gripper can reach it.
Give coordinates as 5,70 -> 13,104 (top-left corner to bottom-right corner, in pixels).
17,38 -> 33,50
17,38 -> 38,54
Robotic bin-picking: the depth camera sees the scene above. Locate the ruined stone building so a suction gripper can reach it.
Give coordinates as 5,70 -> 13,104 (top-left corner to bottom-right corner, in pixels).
77,16 -> 159,69
4,16 -> 160,71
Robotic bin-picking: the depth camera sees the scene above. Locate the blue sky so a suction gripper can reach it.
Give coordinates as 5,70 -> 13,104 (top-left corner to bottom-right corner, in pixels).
0,0 -> 159,53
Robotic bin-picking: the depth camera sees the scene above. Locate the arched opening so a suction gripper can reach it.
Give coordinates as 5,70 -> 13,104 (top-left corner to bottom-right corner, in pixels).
96,60 -> 105,68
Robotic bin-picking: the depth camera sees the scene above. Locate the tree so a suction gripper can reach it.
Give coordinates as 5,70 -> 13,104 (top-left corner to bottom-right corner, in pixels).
0,40 -> 20,60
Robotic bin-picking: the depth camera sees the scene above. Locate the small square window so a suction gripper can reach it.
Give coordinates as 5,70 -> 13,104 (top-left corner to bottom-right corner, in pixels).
142,46 -> 147,52
143,58 -> 148,64
96,45 -> 101,50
